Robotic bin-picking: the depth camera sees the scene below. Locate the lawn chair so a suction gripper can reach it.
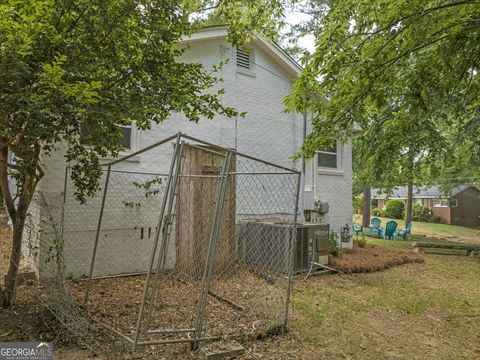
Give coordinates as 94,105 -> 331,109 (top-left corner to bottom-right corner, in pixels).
352,224 -> 363,235
397,222 -> 412,240
367,217 -> 382,238
380,220 -> 398,240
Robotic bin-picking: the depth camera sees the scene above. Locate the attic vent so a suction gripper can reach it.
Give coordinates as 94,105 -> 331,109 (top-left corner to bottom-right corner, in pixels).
236,48 -> 250,69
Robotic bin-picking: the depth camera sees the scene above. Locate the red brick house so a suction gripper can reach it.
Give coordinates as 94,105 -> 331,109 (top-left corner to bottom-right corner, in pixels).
372,185 -> 480,227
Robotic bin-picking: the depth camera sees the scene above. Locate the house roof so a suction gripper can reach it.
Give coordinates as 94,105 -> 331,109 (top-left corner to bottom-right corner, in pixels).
372,185 -> 478,200
181,25 -> 303,78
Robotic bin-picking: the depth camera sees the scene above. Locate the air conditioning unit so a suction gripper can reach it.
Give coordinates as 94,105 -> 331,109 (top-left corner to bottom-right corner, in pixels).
240,221 -> 330,274
295,223 -> 330,272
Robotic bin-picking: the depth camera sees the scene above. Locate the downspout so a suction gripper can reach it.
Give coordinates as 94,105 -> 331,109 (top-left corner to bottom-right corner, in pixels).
299,111 -> 308,221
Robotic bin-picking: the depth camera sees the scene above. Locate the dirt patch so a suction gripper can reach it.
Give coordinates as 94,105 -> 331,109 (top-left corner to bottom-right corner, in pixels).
70,269 -> 288,340
330,243 -> 424,273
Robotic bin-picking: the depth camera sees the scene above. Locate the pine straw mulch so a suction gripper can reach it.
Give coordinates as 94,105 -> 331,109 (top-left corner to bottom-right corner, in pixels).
329,243 -> 424,274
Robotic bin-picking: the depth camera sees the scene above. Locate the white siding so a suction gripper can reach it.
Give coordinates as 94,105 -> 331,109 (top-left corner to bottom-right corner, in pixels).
25,37 -> 353,278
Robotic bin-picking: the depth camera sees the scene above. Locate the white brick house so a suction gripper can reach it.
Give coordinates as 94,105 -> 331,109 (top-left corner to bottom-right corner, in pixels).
21,26 -> 355,279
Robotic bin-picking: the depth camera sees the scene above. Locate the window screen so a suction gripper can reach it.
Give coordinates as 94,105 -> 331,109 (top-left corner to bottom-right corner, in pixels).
80,124 -> 132,150
433,198 -> 449,207
317,140 -> 338,169
117,126 -> 132,149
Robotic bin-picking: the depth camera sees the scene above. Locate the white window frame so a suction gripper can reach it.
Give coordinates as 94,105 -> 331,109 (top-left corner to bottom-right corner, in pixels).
433,198 -> 449,207
317,139 -> 344,175
450,198 -> 458,208
80,122 -> 140,161
116,123 -> 140,153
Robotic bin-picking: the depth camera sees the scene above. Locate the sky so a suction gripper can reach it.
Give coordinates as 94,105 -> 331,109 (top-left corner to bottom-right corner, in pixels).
285,6 -> 316,53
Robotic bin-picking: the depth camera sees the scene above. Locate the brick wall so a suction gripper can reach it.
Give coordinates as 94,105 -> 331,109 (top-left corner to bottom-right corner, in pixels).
27,37 -> 353,278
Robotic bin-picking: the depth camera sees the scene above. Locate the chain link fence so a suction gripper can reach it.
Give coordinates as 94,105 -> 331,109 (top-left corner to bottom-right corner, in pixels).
17,133 -> 480,355
21,191 -> 101,351
18,133 -> 301,353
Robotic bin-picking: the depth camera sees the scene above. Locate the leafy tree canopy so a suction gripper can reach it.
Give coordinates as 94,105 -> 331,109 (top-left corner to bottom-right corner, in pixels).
285,0 -> 480,176
0,0 -> 287,306
0,0 -> 287,204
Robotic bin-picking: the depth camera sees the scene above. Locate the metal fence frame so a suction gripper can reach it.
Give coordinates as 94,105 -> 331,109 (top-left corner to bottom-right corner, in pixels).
74,132 -> 301,351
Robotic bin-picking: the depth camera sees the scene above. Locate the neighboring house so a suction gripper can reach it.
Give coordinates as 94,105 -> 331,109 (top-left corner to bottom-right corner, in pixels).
17,26 -> 355,279
373,185 -> 480,227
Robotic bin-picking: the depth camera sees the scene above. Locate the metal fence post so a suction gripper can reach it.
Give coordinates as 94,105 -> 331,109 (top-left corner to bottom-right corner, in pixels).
132,133 -> 182,351
84,164 -> 112,305
143,140 -> 186,332
283,171 -> 302,329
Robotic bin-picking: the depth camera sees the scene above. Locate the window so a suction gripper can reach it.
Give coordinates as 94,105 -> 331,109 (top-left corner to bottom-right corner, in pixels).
317,139 -> 338,169
450,199 -> 458,207
117,126 -> 132,149
80,124 -> 133,150
433,198 -> 449,207
423,198 -> 433,208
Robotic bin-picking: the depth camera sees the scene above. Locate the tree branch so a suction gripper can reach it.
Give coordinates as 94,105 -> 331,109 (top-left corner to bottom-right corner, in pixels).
5,162 -> 27,176
344,0 -> 479,47
195,0 -> 225,13
66,2 -> 93,33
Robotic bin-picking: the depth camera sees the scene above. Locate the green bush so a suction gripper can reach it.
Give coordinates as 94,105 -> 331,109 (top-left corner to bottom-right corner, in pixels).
385,199 -> 406,219
433,216 -> 442,223
353,196 -> 363,214
328,231 -> 340,257
356,233 -> 367,248
412,203 -> 432,222
372,208 -> 382,216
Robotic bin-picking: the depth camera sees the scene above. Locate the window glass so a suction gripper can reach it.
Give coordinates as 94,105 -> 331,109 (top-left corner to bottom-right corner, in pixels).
318,140 -> 338,169
433,198 -> 449,207
318,153 -> 337,168
80,124 -> 132,150
117,126 -> 132,149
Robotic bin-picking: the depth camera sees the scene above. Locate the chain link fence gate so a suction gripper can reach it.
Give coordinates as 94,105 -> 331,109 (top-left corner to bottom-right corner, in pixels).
56,132 -> 301,352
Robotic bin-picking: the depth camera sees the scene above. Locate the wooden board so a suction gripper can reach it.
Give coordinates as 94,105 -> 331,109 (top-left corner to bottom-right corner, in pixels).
175,144 -> 236,280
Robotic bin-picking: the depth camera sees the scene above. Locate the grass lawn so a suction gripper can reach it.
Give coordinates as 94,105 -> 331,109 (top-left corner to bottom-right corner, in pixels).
289,249 -> 480,359
353,214 -> 480,247
1,217 -> 479,359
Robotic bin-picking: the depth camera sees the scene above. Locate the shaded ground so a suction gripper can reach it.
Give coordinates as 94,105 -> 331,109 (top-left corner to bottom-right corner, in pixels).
70,268 -> 287,340
1,219 -> 479,359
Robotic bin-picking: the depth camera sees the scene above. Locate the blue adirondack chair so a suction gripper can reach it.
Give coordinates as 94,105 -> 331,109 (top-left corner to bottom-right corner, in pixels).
352,224 -> 363,235
397,222 -> 412,240
367,217 -> 382,238
380,220 -> 398,240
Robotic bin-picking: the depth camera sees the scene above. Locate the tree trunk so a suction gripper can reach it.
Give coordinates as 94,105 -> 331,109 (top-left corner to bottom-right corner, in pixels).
0,145 -> 41,308
405,179 -> 413,224
362,185 -> 371,227
1,218 -> 25,307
